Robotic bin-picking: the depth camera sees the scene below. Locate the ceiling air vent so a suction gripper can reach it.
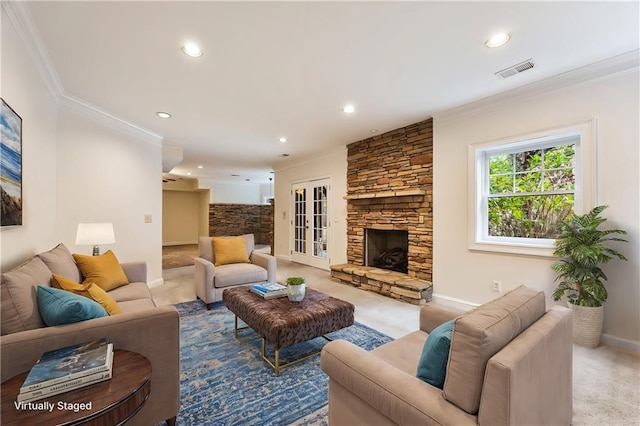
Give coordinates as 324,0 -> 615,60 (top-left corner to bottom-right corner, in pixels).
495,59 -> 535,79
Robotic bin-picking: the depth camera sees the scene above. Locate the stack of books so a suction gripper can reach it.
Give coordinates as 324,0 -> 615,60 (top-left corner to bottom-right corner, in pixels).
17,338 -> 114,402
251,282 -> 288,299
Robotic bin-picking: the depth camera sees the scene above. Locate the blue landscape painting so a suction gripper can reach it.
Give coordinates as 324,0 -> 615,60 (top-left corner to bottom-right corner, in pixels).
1,98 -> 22,226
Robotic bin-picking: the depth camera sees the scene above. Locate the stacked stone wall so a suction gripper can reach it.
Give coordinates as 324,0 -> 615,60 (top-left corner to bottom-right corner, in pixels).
209,203 -> 273,248
346,118 -> 433,281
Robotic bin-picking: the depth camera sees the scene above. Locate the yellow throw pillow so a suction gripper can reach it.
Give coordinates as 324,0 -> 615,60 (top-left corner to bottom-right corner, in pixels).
72,250 -> 129,292
85,283 -> 121,315
51,274 -> 121,315
212,236 -> 250,266
51,273 -> 85,292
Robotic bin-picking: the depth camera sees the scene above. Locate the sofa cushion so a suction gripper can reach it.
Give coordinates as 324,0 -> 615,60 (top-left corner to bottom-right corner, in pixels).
51,274 -> 121,315
416,319 -> 455,389
108,281 -> 153,303
1,257 -> 51,335
72,250 -> 129,291
371,330 -> 426,375
212,236 -> 250,266
36,286 -> 108,326
214,263 -> 267,288
443,286 -> 546,414
37,243 -> 82,283
117,298 -> 157,314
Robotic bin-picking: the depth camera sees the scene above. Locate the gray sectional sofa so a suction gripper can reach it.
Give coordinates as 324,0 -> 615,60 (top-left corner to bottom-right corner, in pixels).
1,243 -> 180,425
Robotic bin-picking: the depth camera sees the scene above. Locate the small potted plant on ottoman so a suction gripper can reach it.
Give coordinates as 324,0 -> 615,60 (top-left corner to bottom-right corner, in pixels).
286,276 -> 306,302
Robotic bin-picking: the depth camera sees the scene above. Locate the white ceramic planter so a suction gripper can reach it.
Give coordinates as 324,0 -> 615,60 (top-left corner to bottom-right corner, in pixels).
287,283 -> 306,302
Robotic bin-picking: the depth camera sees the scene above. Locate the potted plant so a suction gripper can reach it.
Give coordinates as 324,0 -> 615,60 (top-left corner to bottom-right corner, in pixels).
286,276 -> 306,302
551,205 -> 627,347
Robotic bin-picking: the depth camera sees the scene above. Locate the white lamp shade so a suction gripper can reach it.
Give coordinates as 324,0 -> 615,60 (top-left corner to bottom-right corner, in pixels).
75,223 -> 116,245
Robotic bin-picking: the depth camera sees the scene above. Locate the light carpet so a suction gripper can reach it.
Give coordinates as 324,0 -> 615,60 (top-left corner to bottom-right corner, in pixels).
162,244 -> 199,269
173,300 -> 393,425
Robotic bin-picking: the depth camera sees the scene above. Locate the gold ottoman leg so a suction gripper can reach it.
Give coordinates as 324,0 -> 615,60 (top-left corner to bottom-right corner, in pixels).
233,315 -> 249,338
260,336 -> 332,377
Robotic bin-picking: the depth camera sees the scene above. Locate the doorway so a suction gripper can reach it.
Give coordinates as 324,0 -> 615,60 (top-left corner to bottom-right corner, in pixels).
290,178 -> 331,270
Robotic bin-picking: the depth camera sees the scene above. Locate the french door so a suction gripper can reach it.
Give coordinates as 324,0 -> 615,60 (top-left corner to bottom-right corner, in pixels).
290,178 -> 330,269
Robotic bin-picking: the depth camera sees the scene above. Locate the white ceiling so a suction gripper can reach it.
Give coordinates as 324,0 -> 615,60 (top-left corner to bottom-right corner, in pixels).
25,1 -> 639,184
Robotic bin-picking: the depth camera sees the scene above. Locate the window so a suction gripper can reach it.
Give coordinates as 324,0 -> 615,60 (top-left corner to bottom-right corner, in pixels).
468,120 -> 595,256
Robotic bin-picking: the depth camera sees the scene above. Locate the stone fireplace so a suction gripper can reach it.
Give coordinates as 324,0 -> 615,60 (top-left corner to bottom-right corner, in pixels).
330,118 -> 434,305
365,229 -> 408,273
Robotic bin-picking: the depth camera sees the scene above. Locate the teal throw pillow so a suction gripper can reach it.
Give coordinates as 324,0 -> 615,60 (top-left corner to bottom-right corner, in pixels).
416,319 -> 455,389
36,286 -> 108,326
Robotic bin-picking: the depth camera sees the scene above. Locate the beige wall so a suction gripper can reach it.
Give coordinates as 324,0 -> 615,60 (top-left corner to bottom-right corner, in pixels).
162,190 -> 209,245
0,8 -> 59,269
433,70 -> 639,349
2,6 -> 164,286
55,110 -> 163,284
274,146 -> 348,265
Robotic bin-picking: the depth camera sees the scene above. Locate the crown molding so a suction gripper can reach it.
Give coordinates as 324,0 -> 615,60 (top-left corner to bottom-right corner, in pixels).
433,50 -> 640,124
61,95 -> 163,146
4,1 -> 162,146
2,0 -> 64,103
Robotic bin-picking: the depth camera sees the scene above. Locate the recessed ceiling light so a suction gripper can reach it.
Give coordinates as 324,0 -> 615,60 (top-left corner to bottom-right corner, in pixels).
156,112 -> 171,119
245,178 -> 250,181
281,153 -> 290,157
484,33 -> 511,48
370,129 -> 378,133
182,42 -> 202,58
187,172 -> 192,176
231,174 -> 240,177
197,165 -> 203,169
343,104 -> 355,114
279,137 -> 287,143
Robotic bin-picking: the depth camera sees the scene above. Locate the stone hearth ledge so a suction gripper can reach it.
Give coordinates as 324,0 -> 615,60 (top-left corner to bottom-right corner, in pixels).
330,263 -> 433,305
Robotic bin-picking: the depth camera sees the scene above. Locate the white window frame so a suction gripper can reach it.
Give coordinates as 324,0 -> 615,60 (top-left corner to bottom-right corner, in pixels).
468,119 -> 596,257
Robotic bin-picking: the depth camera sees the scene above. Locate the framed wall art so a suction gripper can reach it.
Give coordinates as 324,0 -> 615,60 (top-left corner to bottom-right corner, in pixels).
1,98 -> 22,227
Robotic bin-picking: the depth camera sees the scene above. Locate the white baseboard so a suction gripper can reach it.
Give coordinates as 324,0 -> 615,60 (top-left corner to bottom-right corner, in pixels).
601,333 -> 640,354
431,293 -> 480,311
148,278 -> 164,288
162,241 -> 198,246
276,254 -> 292,262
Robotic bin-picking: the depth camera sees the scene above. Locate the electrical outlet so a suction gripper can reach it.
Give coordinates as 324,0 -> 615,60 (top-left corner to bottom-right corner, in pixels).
492,280 -> 502,292
144,214 -> 152,223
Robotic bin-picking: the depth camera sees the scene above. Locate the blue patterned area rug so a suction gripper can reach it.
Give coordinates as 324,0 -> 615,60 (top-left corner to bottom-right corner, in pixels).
173,300 -> 393,425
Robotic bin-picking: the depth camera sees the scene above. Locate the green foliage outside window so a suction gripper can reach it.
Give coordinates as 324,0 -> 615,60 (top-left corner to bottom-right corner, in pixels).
488,144 -> 575,239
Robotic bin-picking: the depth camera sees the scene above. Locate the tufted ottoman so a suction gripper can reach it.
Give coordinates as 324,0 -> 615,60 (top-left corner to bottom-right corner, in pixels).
223,286 -> 354,376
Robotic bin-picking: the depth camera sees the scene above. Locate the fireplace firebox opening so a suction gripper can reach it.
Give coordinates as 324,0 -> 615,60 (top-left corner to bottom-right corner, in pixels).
365,229 -> 409,273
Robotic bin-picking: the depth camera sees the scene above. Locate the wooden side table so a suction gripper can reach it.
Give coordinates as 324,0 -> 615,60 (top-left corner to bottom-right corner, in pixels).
1,349 -> 151,425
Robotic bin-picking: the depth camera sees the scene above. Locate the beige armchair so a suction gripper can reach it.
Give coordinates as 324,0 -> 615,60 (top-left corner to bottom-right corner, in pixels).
321,286 -> 573,425
194,234 -> 276,309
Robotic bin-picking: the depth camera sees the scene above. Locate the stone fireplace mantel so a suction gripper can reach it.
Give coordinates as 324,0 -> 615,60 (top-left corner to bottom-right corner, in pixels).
344,189 -> 426,200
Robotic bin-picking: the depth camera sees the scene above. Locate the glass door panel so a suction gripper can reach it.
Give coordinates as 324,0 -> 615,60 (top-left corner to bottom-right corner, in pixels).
312,184 -> 328,259
290,179 -> 331,269
293,185 -> 306,255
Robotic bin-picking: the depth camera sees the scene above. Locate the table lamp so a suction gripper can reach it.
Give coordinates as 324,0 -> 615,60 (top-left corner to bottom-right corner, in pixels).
75,223 -> 116,256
